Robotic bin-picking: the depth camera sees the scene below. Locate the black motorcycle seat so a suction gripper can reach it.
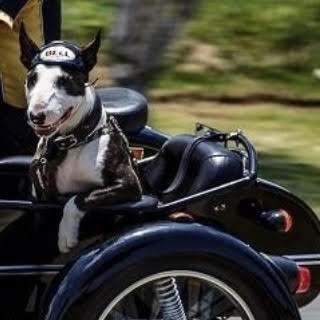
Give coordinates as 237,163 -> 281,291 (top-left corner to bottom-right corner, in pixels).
57,194 -> 158,215
96,87 -> 148,135
141,134 -> 243,202
99,195 -> 158,214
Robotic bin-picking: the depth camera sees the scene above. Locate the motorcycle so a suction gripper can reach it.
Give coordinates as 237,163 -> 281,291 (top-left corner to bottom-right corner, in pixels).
0,87 -> 319,320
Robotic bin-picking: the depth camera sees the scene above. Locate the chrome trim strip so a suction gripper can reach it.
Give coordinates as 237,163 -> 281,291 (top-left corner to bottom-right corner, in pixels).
0,264 -> 64,276
284,254 -> 320,266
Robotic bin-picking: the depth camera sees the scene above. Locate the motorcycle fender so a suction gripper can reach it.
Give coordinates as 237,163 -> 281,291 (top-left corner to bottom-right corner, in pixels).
41,221 -> 301,320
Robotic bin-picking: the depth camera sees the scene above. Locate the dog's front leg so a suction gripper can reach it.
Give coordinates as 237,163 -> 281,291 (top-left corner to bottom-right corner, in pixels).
58,196 -> 85,253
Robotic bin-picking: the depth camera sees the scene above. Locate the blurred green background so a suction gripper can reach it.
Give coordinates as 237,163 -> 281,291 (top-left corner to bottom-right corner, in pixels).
62,0 -> 320,96
62,0 -> 320,213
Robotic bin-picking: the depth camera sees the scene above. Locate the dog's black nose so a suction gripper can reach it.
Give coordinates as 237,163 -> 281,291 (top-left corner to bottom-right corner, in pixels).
30,112 -> 46,125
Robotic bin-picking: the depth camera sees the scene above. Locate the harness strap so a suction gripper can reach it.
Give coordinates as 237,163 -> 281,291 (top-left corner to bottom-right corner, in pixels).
30,138 -> 67,201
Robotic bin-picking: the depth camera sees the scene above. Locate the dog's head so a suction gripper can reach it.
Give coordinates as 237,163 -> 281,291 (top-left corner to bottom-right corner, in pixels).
19,24 -> 101,136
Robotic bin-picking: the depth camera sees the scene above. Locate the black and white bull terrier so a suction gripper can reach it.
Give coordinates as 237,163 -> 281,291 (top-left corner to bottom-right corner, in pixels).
19,25 -> 142,253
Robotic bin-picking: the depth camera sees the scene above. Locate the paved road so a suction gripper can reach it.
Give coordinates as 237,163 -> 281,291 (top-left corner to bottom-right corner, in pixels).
300,296 -> 320,319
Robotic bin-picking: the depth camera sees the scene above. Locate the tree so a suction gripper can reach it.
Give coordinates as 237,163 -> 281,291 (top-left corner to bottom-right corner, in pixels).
109,0 -> 197,92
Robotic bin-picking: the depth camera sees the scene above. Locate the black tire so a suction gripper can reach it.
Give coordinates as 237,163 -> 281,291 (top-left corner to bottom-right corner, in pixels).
66,255 -> 279,320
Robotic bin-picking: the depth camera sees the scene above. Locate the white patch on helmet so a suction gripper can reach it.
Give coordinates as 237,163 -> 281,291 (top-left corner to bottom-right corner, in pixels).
40,46 -> 76,63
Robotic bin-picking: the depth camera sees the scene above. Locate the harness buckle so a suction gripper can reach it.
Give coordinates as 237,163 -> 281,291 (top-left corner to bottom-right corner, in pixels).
54,134 -> 78,150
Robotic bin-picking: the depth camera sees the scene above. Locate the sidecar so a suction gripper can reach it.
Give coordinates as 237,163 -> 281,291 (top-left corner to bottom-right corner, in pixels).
0,87 -> 318,320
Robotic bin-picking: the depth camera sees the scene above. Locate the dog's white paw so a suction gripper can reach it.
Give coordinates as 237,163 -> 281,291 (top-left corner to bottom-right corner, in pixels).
58,196 -> 85,253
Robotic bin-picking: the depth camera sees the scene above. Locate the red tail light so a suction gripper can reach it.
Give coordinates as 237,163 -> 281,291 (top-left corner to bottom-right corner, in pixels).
267,255 -> 311,294
296,266 -> 311,293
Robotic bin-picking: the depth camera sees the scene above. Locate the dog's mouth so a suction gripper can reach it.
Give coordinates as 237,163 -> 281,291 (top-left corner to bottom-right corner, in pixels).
32,107 -> 74,136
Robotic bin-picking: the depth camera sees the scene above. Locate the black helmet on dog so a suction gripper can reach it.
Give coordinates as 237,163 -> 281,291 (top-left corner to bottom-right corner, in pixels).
30,41 -> 86,70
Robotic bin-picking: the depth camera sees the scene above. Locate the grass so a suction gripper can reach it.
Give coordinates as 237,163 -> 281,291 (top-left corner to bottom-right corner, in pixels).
149,102 -> 320,215
152,1 -> 320,96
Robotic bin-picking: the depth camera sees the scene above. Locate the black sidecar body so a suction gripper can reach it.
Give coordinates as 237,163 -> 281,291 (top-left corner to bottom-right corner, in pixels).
0,87 -> 318,320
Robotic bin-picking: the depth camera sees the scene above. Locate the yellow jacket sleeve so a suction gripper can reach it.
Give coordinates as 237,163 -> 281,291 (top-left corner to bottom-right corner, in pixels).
0,0 -> 44,108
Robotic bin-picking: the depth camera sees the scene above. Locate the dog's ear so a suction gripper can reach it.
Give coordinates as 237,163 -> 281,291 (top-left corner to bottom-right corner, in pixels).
19,23 -> 40,69
81,30 -> 101,72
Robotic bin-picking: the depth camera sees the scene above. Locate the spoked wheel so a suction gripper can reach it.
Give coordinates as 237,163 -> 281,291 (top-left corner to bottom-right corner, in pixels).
67,257 -> 274,320
99,271 -> 255,320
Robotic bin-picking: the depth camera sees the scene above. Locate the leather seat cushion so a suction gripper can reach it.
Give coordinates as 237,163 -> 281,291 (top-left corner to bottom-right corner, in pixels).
141,134 -> 243,202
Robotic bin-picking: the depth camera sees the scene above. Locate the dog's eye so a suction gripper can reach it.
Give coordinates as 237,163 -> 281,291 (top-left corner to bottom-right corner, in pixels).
27,72 -> 38,89
56,74 -> 85,96
56,76 -> 73,88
